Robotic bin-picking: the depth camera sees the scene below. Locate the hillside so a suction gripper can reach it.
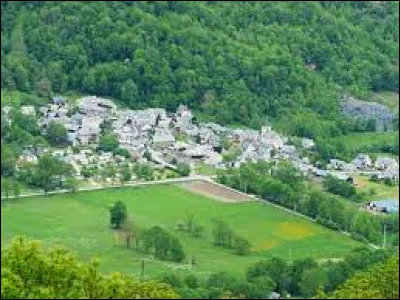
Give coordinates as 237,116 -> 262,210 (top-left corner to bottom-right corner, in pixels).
1,1 -> 399,138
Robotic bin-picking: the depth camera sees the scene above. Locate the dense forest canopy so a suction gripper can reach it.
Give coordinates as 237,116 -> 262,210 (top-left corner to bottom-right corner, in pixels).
1,1 -> 399,136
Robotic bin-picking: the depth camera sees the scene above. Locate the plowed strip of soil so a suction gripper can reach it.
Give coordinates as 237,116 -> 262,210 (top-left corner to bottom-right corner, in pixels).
179,180 -> 255,203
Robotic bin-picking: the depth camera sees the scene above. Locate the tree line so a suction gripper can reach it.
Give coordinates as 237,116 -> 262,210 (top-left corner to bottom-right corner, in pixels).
216,161 -> 399,246
159,246 -> 395,299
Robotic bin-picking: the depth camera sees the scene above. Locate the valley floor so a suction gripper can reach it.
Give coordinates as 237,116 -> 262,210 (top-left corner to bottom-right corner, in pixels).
1,184 -> 362,279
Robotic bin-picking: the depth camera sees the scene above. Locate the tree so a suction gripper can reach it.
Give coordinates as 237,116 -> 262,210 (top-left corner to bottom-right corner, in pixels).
212,218 -> 235,248
64,177 -> 78,193
33,154 -> 73,193
46,121 -> 68,146
120,79 -> 139,107
1,237 -> 179,299
36,77 -> 52,98
299,267 -> 327,298
246,257 -> 287,293
1,144 -> 16,177
289,258 -> 318,295
233,236 -> 251,255
99,133 -> 119,152
176,162 -> 191,176
120,164 -> 132,184
322,175 -> 356,198
141,226 -> 185,262
109,201 -> 127,229
1,178 -> 12,199
332,256 -> 398,299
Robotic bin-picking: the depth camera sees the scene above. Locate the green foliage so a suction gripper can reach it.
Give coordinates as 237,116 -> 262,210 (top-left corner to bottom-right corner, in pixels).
1,178 -> 21,199
98,133 -> 119,152
176,162 -> 191,176
1,144 -> 16,177
233,236 -> 251,256
1,237 -> 179,299
120,164 -> 132,184
218,161 -> 394,244
46,121 -> 68,146
212,218 -> 235,248
15,154 -> 73,193
141,226 -> 185,262
3,2 -> 397,136
322,174 -> 356,198
109,201 -> 127,229
133,163 -> 154,181
331,255 -> 399,299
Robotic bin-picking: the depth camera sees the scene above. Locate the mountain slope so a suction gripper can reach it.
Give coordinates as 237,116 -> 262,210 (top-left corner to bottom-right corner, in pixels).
1,1 -> 398,137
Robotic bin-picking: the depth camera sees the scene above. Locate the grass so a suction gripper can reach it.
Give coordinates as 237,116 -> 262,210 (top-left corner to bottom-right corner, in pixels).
1,89 -> 48,108
354,175 -> 399,201
370,91 -> 399,112
331,131 -> 399,158
1,184 -> 362,279
195,162 -> 217,175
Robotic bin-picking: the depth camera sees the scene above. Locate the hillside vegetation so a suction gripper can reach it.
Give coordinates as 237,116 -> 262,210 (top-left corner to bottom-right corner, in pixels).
1,1 -> 398,138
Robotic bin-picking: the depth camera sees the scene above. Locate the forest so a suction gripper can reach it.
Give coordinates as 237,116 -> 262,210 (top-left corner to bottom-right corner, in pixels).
1,1 -> 399,139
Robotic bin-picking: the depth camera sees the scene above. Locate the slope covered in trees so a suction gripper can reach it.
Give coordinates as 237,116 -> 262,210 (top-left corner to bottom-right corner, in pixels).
330,255 -> 399,299
1,237 -> 178,299
1,1 -> 398,137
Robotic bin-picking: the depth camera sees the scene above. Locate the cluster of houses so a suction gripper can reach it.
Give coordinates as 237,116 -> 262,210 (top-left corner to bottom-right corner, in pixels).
327,154 -> 399,182
4,95 -> 399,187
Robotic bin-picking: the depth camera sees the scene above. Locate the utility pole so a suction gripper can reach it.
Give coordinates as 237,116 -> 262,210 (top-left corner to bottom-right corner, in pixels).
141,259 -> 145,279
383,224 -> 386,249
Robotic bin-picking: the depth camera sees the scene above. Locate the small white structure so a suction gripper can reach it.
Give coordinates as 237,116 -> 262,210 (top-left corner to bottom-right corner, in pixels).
301,138 -> 315,149
374,157 -> 398,171
21,105 -> 36,116
351,153 -> 372,170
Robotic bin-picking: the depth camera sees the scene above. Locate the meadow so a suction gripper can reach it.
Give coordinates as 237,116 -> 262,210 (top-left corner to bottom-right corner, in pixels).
1,184 -> 362,279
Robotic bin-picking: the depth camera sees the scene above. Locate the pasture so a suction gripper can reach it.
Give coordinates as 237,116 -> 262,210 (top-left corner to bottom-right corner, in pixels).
1,184 -> 362,279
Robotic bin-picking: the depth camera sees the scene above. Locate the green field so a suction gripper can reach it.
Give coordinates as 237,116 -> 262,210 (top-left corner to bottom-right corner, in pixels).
331,131 -> 399,156
370,91 -> 399,112
1,184 -> 362,279
354,176 -> 399,201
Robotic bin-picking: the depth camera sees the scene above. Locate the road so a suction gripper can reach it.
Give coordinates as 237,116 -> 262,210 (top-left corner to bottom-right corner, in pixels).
2,175 -> 215,199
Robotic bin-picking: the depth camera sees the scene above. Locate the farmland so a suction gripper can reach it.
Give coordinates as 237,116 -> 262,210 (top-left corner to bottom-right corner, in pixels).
1,184 -> 362,279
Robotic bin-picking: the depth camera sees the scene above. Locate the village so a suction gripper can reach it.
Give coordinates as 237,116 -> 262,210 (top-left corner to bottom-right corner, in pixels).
4,95 -> 399,195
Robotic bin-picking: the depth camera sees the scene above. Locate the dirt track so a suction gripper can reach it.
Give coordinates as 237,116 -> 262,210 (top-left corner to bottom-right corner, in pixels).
179,180 -> 255,203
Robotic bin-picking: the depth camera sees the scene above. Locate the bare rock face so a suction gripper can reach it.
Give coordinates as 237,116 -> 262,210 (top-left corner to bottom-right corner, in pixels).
340,96 -> 396,131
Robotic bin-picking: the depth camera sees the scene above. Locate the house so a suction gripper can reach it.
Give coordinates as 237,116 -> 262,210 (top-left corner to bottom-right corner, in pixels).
380,170 -> 399,182
351,153 -> 372,170
52,96 -> 67,106
2,105 -> 12,115
21,105 -> 36,116
368,199 -> 399,214
176,104 -> 193,119
329,159 -> 347,170
184,145 -> 208,159
301,138 -> 315,149
314,169 -> 328,177
330,171 -> 353,182
152,128 -> 175,148
78,96 -> 116,117
18,150 -> 38,164
204,151 -> 223,166
259,126 -> 284,149
269,292 -> 281,299
374,157 -> 399,171
76,116 -> 102,145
